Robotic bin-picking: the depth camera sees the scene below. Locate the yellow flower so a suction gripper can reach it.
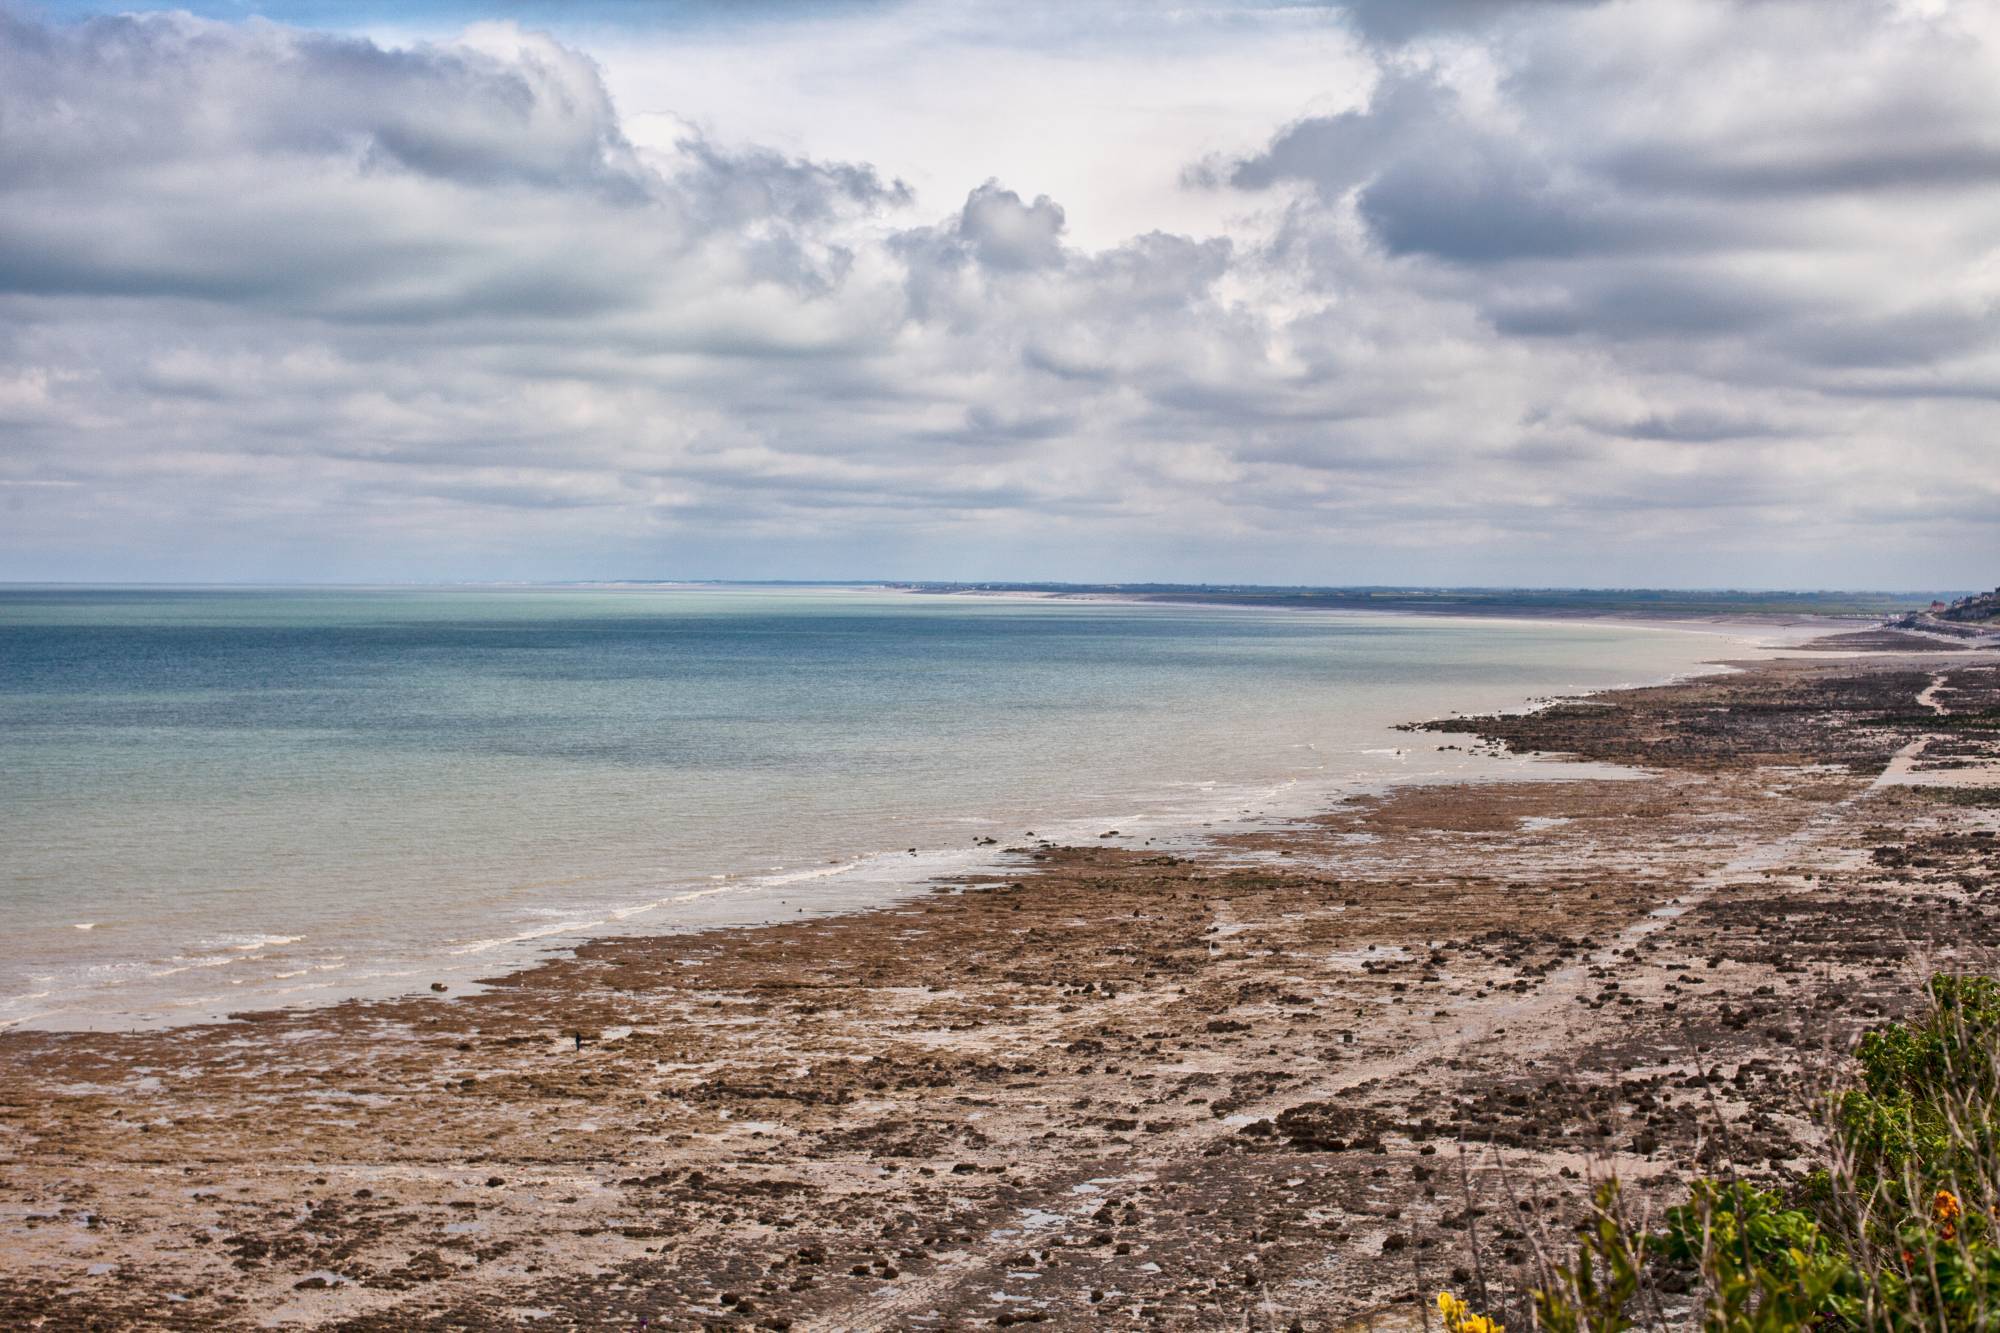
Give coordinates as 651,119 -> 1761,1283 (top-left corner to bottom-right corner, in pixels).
1436,1291 -> 1504,1333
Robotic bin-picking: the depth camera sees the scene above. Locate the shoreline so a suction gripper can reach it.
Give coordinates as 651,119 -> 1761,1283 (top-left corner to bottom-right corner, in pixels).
2,606 -> 1811,1037
4,635 -> 1998,1329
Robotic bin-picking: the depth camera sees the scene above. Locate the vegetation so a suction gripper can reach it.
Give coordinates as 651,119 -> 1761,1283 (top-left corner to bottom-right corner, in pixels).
1463,974 -> 2000,1330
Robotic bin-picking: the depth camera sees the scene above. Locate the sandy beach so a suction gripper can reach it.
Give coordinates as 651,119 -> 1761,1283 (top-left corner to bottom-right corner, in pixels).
4,630 -> 1999,1330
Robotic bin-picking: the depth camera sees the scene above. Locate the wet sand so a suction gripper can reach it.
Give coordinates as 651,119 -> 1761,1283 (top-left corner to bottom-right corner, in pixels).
4,635 -> 2000,1330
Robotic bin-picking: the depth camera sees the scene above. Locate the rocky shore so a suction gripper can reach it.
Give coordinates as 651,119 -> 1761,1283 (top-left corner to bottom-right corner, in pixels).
4,632 -> 1999,1330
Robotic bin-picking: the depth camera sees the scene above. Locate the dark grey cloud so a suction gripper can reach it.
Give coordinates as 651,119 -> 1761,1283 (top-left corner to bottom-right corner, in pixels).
1605,141 -> 2000,198
1218,0 -> 2000,387
1360,155 -> 1627,262
0,11 -> 642,194
1484,269 -> 1795,340
0,11 -> 907,320
672,136 -> 912,227
1221,70 -> 1740,264
1595,409 -> 1788,444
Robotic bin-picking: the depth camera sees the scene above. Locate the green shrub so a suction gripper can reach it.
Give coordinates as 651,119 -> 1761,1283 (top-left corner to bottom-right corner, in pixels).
1660,1180 -> 1853,1329
1517,974 -> 2000,1329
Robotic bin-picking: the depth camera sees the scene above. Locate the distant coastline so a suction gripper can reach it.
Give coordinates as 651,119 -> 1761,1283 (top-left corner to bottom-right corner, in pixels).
532,577 -> 1955,625
885,580 -> 1950,622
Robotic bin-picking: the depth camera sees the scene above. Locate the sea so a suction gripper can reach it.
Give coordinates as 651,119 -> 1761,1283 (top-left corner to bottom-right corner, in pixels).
0,585 -> 1800,1030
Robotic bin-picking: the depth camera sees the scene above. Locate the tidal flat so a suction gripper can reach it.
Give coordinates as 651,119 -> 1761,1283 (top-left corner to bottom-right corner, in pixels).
4,634 -> 2000,1330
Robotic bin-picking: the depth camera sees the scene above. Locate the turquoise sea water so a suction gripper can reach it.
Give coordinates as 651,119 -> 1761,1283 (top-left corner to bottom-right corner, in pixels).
0,586 -> 1789,1029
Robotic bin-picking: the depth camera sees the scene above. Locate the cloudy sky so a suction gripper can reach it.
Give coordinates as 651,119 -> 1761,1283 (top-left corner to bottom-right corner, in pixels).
1,0 -> 1995,587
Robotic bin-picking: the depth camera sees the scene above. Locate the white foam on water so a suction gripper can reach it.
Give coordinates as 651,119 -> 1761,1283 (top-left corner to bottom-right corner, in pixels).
757,862 -> 864,887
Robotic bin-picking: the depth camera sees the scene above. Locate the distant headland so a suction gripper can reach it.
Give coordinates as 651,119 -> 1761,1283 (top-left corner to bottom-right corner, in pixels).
893,581 -> 1966,621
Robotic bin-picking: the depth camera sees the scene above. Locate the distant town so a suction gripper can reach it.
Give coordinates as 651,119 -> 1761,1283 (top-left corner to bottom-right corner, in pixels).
1900,585 -> 2000,638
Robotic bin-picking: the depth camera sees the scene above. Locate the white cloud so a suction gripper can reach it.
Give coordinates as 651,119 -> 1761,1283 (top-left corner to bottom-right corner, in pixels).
0,0 -> 1995,587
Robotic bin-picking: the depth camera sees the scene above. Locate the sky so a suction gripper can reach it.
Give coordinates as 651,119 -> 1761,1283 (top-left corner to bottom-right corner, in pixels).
1,0 -> 1996,588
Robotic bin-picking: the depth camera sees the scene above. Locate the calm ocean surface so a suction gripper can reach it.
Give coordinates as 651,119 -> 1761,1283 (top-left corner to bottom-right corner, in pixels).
0,586 -> 1786,1030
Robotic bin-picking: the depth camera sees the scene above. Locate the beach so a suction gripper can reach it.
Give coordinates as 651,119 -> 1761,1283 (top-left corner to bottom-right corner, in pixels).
2,630 -> 1997,1328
